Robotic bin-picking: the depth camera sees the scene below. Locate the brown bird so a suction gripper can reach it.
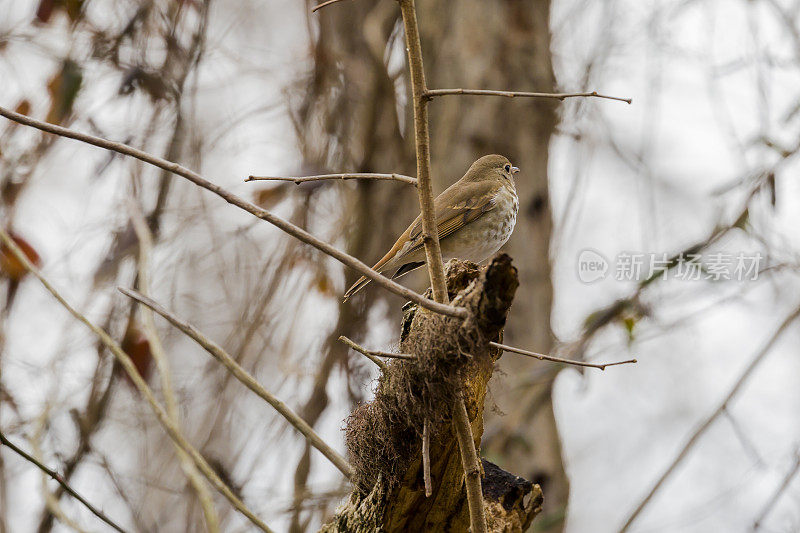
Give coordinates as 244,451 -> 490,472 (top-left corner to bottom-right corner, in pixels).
343,154 -> 519,301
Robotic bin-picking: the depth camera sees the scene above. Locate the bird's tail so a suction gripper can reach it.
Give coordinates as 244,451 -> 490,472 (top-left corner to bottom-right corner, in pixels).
342,275 -> 370,302
342,260 -> 426,302
343,247 -> 400,302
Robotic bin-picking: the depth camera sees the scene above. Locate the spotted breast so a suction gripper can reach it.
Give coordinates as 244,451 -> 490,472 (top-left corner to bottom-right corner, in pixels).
439,183 -> 519,264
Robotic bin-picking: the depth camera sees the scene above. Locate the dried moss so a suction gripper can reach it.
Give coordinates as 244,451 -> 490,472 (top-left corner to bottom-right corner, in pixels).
345,258 -> 516,492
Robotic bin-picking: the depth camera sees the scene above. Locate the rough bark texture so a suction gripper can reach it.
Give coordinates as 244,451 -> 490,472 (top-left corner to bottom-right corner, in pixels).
416,2 -> 568,528
321,256 -> 542,532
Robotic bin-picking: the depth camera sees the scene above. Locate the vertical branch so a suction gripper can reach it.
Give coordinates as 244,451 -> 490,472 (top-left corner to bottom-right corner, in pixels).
398,0 -> 448,304
453,392 -> 487,532
397,1 -> 487,531
422,418 -> 432,497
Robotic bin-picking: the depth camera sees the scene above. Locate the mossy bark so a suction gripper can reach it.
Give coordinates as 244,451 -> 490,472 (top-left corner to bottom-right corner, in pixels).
322,256 -> 542,532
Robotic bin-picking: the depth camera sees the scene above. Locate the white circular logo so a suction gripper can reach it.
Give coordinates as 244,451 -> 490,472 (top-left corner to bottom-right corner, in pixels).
577,249 -> 609,283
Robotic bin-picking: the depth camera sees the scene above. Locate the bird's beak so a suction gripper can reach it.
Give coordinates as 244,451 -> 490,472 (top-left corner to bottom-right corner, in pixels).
511,166 -> 520,175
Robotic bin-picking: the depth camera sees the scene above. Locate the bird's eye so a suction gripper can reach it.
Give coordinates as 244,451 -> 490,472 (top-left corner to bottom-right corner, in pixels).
504,164 -> 511,172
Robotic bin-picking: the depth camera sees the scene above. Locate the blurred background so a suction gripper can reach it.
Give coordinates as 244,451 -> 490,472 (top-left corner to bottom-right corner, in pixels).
1,0 -> 799,531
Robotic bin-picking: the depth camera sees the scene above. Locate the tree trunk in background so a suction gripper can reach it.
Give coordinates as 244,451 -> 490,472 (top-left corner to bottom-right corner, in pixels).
290,3 -> 415,530
415,2 -> 567,530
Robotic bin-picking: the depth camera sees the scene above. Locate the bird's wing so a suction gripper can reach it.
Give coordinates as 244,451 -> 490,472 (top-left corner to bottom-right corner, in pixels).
403,181 -> 500,255
342,181 -> 499,302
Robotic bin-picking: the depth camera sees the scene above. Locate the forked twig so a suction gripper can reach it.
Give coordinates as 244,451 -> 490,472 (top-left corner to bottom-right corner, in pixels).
339,336 -> 415,368
398,0 -> 449,305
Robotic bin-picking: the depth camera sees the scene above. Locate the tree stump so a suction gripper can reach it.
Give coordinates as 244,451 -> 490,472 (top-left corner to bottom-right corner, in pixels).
322,255 -> 542,532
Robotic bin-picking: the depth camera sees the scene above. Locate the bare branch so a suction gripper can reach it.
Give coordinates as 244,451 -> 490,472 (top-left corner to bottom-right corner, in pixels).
245,173 -> 417,186
0,430 -> 126,533
0,105 -> 467,320
399,0 -> 449,306
311,0 -> 351,13
129,201 -> 220,532
120,288 -> 354,480
424,88 -> 632,104
490,342 -> 637,370
620,305 -> 800,532
0,228 -> 275,533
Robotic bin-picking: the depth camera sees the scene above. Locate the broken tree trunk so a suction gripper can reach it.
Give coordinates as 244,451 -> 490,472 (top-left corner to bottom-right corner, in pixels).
322,255 -> 542,532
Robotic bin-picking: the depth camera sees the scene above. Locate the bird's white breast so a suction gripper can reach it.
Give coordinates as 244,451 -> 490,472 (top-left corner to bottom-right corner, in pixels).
441,184 -> 519,264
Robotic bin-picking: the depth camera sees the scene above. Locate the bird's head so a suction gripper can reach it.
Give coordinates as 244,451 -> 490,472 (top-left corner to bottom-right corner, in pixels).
465,154 -> 519,187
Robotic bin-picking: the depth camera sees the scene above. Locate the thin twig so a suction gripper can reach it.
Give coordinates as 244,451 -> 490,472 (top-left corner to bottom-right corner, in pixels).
129,201 -> 220,532
245,173 -> 417,186
490,342 -> 637,370
398,0 -> 487,531
0,228 -> 274,533
338,336 -> 415,368
0,105 -> 467,320
752,450 -> 800,530
339,337 -> 387,371
311,0 -> 351,13
424,88 -> 632,104
620,305 -> 800,532
0,430 -> 127,533
120,288 -> 354,480
423,418 -> 433,497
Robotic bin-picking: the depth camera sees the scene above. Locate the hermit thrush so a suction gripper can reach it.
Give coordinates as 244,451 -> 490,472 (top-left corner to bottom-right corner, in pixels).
343,154 -> 519,301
